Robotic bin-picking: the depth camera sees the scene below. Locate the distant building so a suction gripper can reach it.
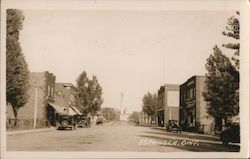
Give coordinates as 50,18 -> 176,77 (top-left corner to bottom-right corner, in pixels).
179,76 -> 214,134
6,71 -> 56,129
157,84 -> 179,128
139,112 -> 149,125
119,107 -> 129,121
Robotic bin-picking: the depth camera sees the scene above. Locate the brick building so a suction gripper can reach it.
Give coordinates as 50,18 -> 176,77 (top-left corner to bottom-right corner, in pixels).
157,84 -> 179,128
179,76 -> 214,134
54,83 -> 75,112
47,83 -> 81,126
6,71 -> 56,129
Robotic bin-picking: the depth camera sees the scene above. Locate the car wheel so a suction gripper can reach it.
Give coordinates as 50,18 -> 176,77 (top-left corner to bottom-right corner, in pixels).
61,120 -> 69,128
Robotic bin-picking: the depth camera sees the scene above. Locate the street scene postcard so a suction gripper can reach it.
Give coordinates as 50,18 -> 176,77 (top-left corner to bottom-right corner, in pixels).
1,0 -> 250,159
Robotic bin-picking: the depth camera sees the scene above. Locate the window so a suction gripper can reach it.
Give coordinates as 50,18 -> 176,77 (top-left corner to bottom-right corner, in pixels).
51,87 -> 54,97
48,85 -> 50,96
190,88 -> 194,99
186,88 -> 194,99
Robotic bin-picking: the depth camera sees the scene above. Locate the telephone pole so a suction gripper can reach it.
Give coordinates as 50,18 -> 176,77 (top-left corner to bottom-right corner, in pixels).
33,82 -> 39,128
120,92 -> 124,114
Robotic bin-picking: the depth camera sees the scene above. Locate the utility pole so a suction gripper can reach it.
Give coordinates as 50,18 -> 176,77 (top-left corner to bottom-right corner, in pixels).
33,82 -> 38,129
120,92 -> 124,114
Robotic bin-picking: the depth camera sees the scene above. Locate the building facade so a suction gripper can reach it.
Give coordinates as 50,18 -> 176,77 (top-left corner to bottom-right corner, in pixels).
6,71 -> 56,129
139,112 -> 153,126
157,84 -> 179,128
179,76 -> 214,134
46,83 -> 78,126
54,83 -> 75,112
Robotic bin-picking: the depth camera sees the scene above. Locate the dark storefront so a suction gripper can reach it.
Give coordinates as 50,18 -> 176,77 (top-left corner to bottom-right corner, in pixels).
179,76 -> 197,132
157,109 -> 164,127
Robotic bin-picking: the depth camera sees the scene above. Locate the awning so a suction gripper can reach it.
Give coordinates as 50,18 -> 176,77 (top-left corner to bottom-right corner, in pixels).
68,107 -> 78,115
48,102 -> 68,115
69,106 -> 82,115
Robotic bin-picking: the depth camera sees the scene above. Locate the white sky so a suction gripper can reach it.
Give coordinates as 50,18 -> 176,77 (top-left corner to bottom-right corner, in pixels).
20,10 -> 236,113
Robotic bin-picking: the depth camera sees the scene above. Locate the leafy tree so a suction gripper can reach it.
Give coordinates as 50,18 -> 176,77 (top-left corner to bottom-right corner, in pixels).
6,9 -> 29,126
88,76 -> 103,115
142,92 -> 157,118
203,46 -> 239,130
222,11 -> 240,69
128,111 -> 140,124
222,12 -> 240,115
74,71 -> 103,116
101,107 -> 118,121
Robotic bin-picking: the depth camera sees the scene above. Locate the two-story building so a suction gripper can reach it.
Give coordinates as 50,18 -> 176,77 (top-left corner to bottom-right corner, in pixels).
157,84 -> 180,128
179,76 -> 214,134
6,71 -> 56,129
47,83 -> 81,126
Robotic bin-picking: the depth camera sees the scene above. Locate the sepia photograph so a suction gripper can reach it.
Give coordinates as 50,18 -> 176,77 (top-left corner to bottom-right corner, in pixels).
1,0 -> 249,158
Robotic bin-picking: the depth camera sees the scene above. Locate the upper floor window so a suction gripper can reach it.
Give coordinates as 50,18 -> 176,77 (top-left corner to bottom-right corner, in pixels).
48,85 -> 51,96
51,87 -> 54,97
186,87 -> 195,100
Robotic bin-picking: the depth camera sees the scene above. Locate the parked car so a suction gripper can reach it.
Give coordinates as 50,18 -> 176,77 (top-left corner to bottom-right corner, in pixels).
57,115 -> 77,130
166,120 -> 181,133
96,115 -> 104,125
220,123 -> 240,145
76,116 -> 91,128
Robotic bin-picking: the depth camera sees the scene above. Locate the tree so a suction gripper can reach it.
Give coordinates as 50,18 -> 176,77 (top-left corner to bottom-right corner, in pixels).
101,107 -> 118,121
128,111 -> 140,124
222,11 -> 240,69
222,12 -> 240,115
74,71 -> 103,116
88,76 -> 103,115
6,9 -> 29,126
142,92 -> 157,120
203,46 -> 239,130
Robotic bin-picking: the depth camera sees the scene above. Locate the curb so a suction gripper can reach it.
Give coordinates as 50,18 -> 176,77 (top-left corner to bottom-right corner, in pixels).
7,127 -> 56,136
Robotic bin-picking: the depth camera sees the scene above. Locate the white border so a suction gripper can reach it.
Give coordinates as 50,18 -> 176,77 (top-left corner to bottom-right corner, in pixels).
1,0 -> 249,158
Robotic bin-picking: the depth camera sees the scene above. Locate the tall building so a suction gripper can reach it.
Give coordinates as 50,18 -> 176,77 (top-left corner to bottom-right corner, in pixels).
157,84 -> 179,128
6,71 -> 56,129
179,76 -> 214,134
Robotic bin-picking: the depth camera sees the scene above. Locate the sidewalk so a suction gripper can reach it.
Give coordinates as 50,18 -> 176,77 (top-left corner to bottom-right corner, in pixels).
7,127 -> 56,136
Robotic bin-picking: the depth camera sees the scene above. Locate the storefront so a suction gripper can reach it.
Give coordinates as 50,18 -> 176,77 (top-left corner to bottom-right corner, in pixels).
157,109 -> 164,127
179,76 -> 214,134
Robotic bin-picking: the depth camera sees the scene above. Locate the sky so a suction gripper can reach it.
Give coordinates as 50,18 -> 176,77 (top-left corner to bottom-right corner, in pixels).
19,10 -> 236,113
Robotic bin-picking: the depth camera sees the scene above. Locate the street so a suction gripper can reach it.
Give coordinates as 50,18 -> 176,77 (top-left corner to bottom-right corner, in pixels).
7,121 -> 240,152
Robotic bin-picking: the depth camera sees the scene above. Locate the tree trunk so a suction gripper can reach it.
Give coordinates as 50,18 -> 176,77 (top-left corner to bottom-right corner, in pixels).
12,106 -> 19,127
215,116 -> 222,131
223,117 -> 229,127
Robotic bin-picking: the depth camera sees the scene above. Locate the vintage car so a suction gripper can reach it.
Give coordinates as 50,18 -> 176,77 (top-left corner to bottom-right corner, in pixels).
166,120 -> 182,133
220,123 -> 240,145
57,114 -> 77,130
76,115 -> 91,128
96,115 -> 104,125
